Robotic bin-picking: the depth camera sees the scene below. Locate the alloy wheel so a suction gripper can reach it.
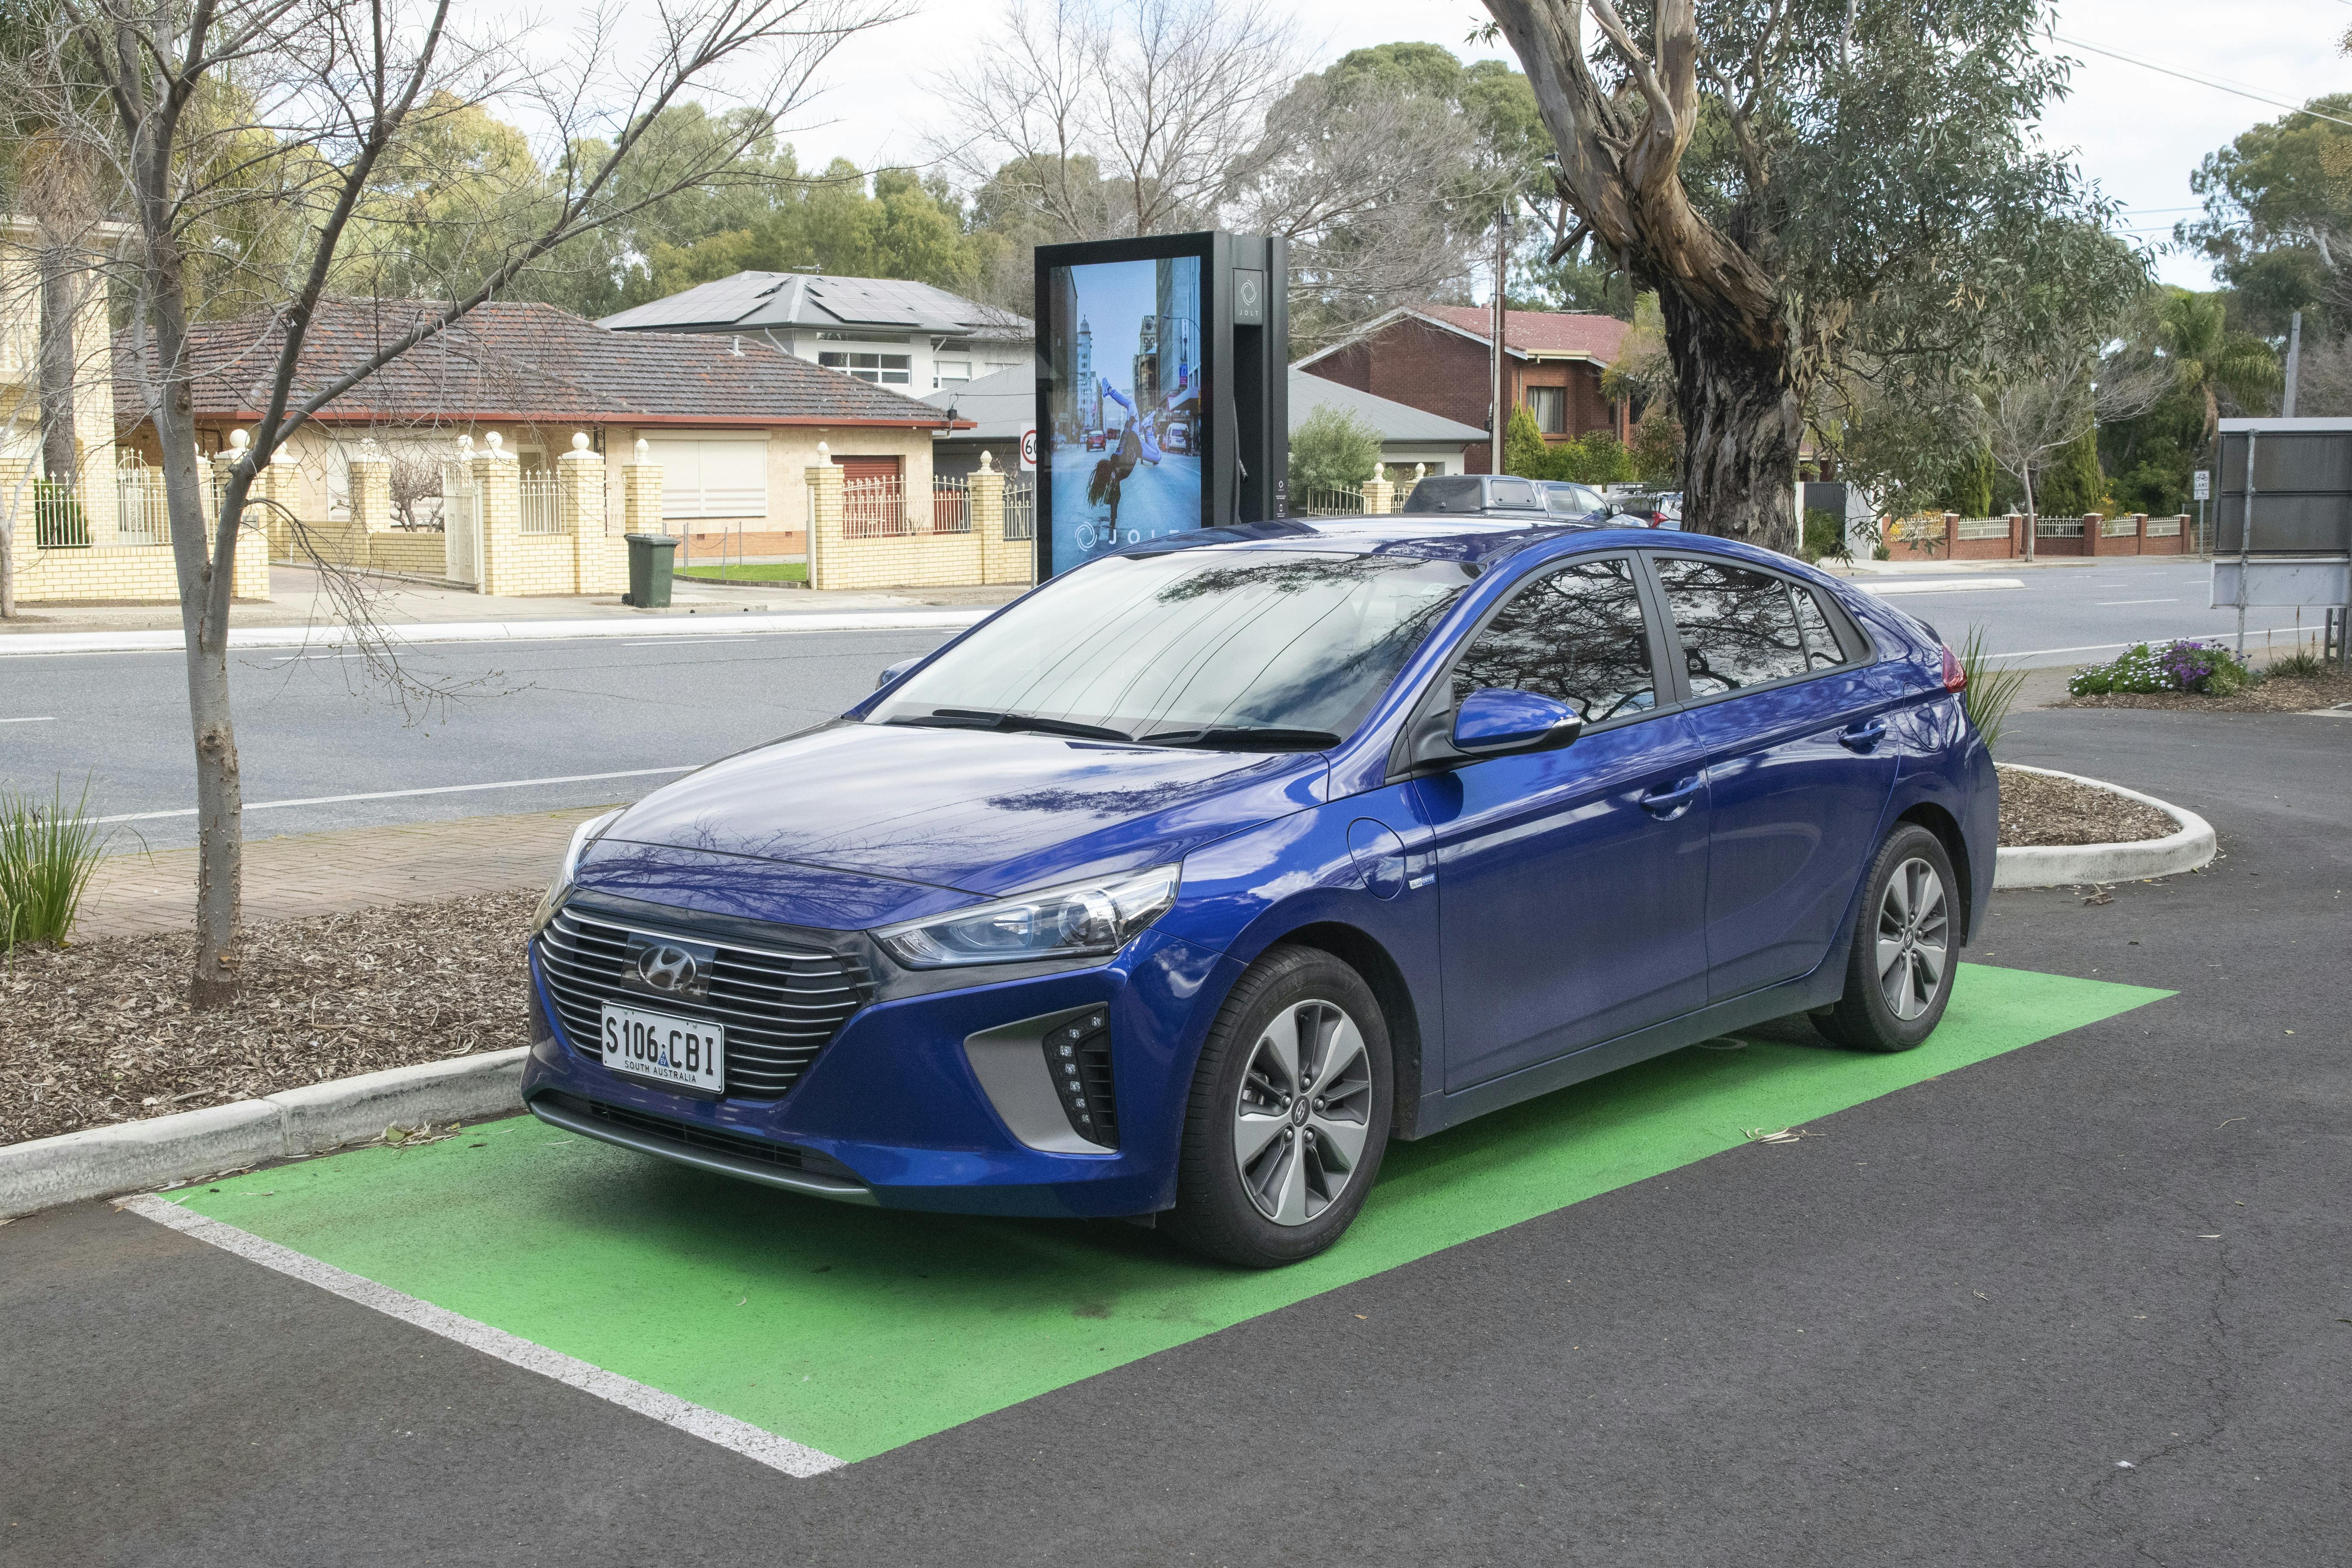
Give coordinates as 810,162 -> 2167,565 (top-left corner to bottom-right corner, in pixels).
1232,999 -> 1374,1226
1875,856 -> 1951,1022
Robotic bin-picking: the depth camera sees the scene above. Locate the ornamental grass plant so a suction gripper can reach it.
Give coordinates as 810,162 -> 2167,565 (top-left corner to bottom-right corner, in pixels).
1956,626 -> 2030,752
2068,640 -> 2257,699
0,777 -> 107,951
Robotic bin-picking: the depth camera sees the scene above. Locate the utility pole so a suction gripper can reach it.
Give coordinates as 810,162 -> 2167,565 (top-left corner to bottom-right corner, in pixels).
2284,310 -> 2303,417
1491,208 -> 1510,475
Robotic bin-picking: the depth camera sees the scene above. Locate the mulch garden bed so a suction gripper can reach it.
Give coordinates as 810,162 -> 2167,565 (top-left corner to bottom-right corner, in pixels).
2059,670 -> 2352,714
3,891 -> 533,1148
1995,764 -> 2175,849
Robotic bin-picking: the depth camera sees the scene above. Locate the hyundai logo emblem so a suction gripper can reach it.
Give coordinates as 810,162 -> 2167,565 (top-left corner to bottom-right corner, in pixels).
636,943 -> 698,994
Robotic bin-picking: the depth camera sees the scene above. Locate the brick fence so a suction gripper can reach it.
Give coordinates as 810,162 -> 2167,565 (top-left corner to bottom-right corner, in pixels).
1885,512 -> 2195,563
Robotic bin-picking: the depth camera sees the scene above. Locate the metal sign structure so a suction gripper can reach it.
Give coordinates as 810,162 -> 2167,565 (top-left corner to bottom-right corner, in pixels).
2210,418 -> 2352,665
1033,231 -> 1287,578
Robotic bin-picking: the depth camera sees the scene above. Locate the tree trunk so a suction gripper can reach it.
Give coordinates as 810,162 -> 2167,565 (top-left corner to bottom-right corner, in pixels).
38,243 -> 81,489
141,232 -> 246,1010
2019,466 -> 2037,564
1658,285 -> 1802,554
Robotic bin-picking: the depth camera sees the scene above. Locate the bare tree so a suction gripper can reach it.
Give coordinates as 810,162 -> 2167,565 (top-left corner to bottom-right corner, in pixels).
16,0 -> 895,1006
1979,328 -> 2172,562
1235,62 -> 1502,355
933,0 -> 1300,244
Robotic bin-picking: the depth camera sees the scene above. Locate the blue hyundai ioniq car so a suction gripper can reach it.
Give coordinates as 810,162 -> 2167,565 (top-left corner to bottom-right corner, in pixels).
520,520 -> 1994,1266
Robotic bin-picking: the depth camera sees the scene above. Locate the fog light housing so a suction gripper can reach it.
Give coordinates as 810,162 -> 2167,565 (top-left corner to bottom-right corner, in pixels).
1042,1010 -> 1116,1147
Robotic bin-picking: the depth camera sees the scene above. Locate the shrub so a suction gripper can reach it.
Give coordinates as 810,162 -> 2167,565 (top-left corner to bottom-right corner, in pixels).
1630,407 -> 1680,483
1289,405 -> 1383,495
1801,507 -> 1850,562
1501,403 -> 1549,479
2068,640 -> 2258,697
0,777 -> 107,950
2267,647 -> 2328,679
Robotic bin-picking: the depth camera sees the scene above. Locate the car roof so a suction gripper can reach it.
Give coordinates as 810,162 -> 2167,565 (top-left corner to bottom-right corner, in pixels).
1098,516 -> 1834,578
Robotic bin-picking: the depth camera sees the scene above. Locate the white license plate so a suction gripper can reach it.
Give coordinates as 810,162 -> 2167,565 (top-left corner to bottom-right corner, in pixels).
600,1002 -> 725,1093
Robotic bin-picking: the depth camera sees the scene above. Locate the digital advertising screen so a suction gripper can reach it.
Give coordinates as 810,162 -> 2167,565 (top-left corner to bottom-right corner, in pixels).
1040,249 -> 1207,572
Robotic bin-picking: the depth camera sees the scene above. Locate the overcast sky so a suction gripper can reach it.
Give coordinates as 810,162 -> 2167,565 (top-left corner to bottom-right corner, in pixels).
538,0 -> 2349,292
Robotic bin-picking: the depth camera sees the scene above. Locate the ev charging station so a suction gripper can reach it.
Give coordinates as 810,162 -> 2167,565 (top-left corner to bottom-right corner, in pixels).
1033,231 -> 1289,579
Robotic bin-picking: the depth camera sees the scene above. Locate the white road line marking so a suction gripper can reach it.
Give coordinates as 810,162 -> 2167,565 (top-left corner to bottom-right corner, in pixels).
0,715 -> 56,723
2097,597 -> 2179,605
91,766 -> 693,823
122,1195 -> 845,1477
1987,632 -> 2276,662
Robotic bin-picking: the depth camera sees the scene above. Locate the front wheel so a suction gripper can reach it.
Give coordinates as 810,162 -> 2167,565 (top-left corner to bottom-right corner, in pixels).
1161,946 -> 1393,1268
1814,824 -> 1959,1052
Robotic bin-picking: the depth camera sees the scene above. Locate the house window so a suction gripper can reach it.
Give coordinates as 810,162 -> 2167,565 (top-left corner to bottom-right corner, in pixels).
1525,385 -> 1566,434
819,351 -> 913,385
935,361 -> 971,388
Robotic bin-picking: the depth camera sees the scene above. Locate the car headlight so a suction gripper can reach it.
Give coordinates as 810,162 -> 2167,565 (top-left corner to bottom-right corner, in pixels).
873,864 -> 1180,969
533,807 -> 623,932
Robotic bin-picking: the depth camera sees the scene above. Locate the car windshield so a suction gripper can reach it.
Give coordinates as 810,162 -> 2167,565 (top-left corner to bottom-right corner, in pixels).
868,549 -> 1475,748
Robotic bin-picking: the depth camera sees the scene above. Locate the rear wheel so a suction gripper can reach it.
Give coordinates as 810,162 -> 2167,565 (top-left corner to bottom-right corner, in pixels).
1162,946 -> 1392,1268
1814,824 -> 1958,1052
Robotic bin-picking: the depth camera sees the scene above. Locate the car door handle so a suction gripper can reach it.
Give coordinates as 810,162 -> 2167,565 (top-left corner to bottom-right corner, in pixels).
1640,777 -> 1703,818
1839,718 -> 1888,752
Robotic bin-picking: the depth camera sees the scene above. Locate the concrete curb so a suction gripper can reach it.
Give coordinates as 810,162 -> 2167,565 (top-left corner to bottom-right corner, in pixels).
0,608 -> 989,658
1993,765 -> 2217,889
0,1047 -> 527,1220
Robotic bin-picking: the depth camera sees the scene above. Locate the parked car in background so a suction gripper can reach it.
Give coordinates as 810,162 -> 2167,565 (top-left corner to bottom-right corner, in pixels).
1609,491 -> 1684,528
522,521 -> 1993,1268
1540,481 -> 1612,524
1399,474 -> 1554,523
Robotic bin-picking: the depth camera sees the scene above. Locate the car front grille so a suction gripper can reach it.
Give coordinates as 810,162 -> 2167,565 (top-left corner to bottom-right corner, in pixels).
534,905 -> 871,1100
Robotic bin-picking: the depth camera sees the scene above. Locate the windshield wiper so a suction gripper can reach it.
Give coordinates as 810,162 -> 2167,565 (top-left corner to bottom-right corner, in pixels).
1143,726 -> 1343,752
891,708 -> 1139,743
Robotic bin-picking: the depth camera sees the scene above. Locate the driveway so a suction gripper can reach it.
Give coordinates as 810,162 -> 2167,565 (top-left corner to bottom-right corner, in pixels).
3,710 -> 2346,1567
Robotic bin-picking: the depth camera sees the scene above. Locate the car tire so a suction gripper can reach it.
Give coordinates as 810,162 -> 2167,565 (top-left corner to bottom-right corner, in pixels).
1161,946 -> 1393,1269
1814,823 -> 1960,1052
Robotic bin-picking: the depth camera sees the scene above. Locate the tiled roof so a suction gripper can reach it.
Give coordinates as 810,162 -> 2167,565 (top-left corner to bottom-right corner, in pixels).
113,299 -> 963,429
600,271 -> 1031,340
1401,305 -> 1630,362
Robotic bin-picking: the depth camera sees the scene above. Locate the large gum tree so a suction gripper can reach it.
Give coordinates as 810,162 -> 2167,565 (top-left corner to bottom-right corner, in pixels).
1478,0 -> 2106,551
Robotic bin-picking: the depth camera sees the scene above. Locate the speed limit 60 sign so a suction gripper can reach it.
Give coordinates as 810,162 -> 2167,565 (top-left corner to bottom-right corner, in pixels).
1020,425 -> 1037,471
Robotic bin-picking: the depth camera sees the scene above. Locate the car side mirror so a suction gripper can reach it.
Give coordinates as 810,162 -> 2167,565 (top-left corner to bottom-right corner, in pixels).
877,657 -> 920,691
1449,687 -> 1583,757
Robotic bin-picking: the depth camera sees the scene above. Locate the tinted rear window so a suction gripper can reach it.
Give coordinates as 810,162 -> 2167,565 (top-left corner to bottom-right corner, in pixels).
1402,475 -> 1484,514
1488,478 -> 1539,509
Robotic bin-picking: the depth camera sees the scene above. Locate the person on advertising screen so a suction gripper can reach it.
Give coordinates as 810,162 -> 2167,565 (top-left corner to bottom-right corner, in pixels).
1047,253 -> 1205,569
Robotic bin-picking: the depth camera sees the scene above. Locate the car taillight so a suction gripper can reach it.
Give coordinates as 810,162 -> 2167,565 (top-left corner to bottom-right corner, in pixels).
1940,644 -> 1967,694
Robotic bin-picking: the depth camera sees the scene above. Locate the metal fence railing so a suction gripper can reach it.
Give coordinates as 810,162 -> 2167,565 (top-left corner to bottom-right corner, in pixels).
518,472 -> 564,535
2100,514 -> 2140,537
29,479 -> 91,548
1955,517 -> 2012,541
844,477 -> 911,538
116,460 -> 173,545
1004,477 -> 1035,540
931,476 -> 972,534
2036,516 -> 2086,538
1296,484 -> 1365,516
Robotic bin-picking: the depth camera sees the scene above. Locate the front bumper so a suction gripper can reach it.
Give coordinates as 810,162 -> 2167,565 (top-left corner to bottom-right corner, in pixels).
519,924 -> 1232,1218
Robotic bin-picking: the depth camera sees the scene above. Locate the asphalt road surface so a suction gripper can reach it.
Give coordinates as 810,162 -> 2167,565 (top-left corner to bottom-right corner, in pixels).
0,628 -> 951,850
5,705 -> 2346,1566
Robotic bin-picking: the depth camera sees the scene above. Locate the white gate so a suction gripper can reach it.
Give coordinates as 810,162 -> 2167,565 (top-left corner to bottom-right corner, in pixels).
443,462 -> 483,585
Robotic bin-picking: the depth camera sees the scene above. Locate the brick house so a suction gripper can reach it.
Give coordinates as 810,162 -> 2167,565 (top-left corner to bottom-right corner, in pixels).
1295,305 -> 1631,473
114,299 -> 968,562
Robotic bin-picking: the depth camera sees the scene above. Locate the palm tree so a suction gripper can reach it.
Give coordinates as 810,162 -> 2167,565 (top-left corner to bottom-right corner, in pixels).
2159,289 -> 2279,439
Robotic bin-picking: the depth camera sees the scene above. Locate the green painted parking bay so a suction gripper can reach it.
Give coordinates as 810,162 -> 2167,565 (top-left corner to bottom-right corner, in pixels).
159,964 -> 2162,1465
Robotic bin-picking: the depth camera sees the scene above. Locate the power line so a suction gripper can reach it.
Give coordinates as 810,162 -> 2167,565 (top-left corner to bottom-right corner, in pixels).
2050,33 -> 2352,130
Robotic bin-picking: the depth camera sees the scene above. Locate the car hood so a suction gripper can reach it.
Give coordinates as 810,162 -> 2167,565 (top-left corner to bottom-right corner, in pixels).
575,720 -> 1329,926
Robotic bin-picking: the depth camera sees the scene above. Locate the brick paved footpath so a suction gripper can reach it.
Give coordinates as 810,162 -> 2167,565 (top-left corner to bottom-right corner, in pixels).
74,806 -> 613,941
